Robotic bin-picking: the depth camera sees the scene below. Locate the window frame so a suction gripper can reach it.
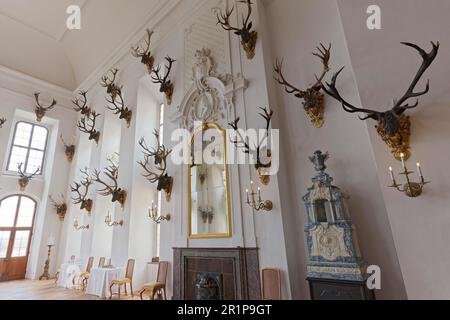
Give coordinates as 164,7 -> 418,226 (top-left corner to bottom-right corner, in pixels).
6,121 -> 49,176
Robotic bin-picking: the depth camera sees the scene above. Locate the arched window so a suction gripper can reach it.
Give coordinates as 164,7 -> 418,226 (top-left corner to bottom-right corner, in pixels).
0,195 -> 37,281
7,122 -> 48,175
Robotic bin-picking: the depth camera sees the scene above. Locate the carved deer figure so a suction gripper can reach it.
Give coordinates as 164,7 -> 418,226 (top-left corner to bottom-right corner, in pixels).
71,168 -> 93,214
229,107 -> 274,185
138,130 -> 173,202
34,93 -> 57,122
100,68 -> 122,101
17,163 -> 40,191
105,85 -> 133,128
131,29 -> 155,74
49,195 -> 68,221
217,0 -> 258,59
322,41 -> 439,160
77,111 -> 101,144
274,43 -> 331,128
0,118 -> 6,128
72,91 -> 92,118
93,157 -> 127,208
151,57 -> 175,105
60,135 -> 76,162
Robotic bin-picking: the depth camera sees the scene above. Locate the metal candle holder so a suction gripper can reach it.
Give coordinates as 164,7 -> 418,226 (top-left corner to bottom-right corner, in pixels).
105,211 -> 123,227
73,218 -> 90,230
149,201 -> 171,224
245,181 -> 273,212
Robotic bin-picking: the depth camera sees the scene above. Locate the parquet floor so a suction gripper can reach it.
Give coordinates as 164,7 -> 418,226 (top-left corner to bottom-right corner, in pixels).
0,280 -> 140,300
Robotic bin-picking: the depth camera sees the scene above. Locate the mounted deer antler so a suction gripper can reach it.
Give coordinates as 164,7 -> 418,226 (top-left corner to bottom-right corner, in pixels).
72,91 -> 92,118
100,68 -> 122,101
17,163 -> 40,191
131,29 -> 155,74
138,130 -> 173,201
151,56 -> 175,105
217,0 -> 258,59
322,41 -> 439,160
71,168 -> 93,214
93,157 -> 127,208
105,86 -> 133,128
0,118 -> 6,128
274,43 -> 331,128
49,194 -> 68,221
34,93 -> 57,122
77,111 -> 101,144
229,107 -> 274,185
60,135 -> 76,162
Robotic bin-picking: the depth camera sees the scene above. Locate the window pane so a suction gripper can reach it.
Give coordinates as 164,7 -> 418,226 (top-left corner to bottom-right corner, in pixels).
30,126 -> 48,150
13,123 -> 32,147
11,231 -> 30,258
7,146 -> 28,172
16,197 -> 36,228
0,196 -> 19,227
26,150 -> 44,174
0,231 -> 11,258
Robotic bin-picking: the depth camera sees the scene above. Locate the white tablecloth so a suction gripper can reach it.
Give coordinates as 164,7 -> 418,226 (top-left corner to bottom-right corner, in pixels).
57,263 -> 82,289
85,268 -> 124,299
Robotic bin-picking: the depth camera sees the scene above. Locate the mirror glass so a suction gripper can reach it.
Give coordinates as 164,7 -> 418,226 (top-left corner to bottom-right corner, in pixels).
188,123 -> 231,239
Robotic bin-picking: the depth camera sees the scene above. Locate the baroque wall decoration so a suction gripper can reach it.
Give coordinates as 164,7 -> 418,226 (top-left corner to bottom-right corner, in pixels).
76,111 -> 101,144
17,163 -> 39,191
323,42 -> 440,161
151,57 -> 176,106
131,29 -> 155,75
216,0 -> 257,60
49,195 -> 68,222
34,92 -> 56,122
71,168 -> 94,215
93,156 -> 127,209
274,43 -> 331,128
60,135 -> 76,163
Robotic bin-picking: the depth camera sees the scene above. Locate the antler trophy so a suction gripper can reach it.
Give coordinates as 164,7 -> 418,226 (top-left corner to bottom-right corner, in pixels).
71,168 -> 94,215
17,163 -> 40,191
138,130 -> 174,202
274,43 -> 331,128
229,107 -> 274,185
0,118 -> 6,128
101,69 -> 133,128
49,195 -> 68,221
93,156 -> 127,208
151,57 -> 176,106
131,29 -> 155,75
322,42 -> 439,161
34,93 -> 57,122
72,91 -> 92,118
77,111 -> 101,144
60,135 -> 76,162
217,0 -> 258,60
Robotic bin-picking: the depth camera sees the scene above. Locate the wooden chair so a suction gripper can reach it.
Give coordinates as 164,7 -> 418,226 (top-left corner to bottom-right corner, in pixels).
98,257 -> 106,268
261,268 -> 282,300
109,259 -> 135,299
75,257 -> 94,290
139,261 -> 169,300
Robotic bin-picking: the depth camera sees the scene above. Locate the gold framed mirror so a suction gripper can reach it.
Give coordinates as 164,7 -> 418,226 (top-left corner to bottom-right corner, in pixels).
188,123 -> 232,239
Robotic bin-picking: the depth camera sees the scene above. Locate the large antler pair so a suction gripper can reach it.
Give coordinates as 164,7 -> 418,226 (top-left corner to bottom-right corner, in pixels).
17,163 -> 40,191
151,57 -> 176,105
71,168 -> 94,214
274,43 -> 331,128
229,107 -> 274,185
138,130 -> 174,201
60,135 -> 76,162
217,0 -> 258,59
34,93 -> 57,122
131,29 -> 155,74
77,111 -> 101,144
322,41 -> 439,160
93,156 -> 127,208
49,195 -> 68,221
72,91 -> 92,118
102,69 -> 133,128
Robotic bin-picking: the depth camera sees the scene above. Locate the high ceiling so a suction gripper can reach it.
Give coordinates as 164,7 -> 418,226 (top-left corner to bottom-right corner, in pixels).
0,0 -> 163,90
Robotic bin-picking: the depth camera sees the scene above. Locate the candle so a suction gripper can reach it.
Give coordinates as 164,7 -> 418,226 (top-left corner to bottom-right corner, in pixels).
258,187 -> 261,202
400,153 -> 406,169
246,189 -> 249,203
389,167 -> 395,182
47,235 -> 56,246
250,180 -> 254,192
417,163 -> 423,178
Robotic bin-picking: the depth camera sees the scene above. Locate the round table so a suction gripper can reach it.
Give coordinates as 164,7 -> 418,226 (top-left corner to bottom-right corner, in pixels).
85,267 -> 124,299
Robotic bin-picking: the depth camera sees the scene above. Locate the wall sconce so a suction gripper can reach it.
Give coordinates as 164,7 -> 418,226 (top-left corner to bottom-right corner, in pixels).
73,218 -> 89,231
388,153 -> 430,198
149,201 -> 171,224
245,181 -> 273,212
105,211 -> 124,227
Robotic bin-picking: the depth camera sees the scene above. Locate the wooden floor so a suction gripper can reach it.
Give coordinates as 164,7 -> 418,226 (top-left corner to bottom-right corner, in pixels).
0,280 -> 139,300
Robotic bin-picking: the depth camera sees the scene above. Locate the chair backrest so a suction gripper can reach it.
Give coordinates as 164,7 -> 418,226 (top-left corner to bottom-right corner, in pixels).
98,257 -> 106,268
157,261 -> 169,284
86,257 -> 94,273
125,259 -> 135,280
261,268 -> 282,300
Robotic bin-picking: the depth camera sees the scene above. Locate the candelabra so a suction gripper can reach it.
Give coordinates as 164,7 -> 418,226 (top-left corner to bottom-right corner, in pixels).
388,153 -> 430,198
73,218 -> 89,230
149,201 -> 171,224
39,241 -> 55,280
105,211 -> 123,227
245,181 -> 273,212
